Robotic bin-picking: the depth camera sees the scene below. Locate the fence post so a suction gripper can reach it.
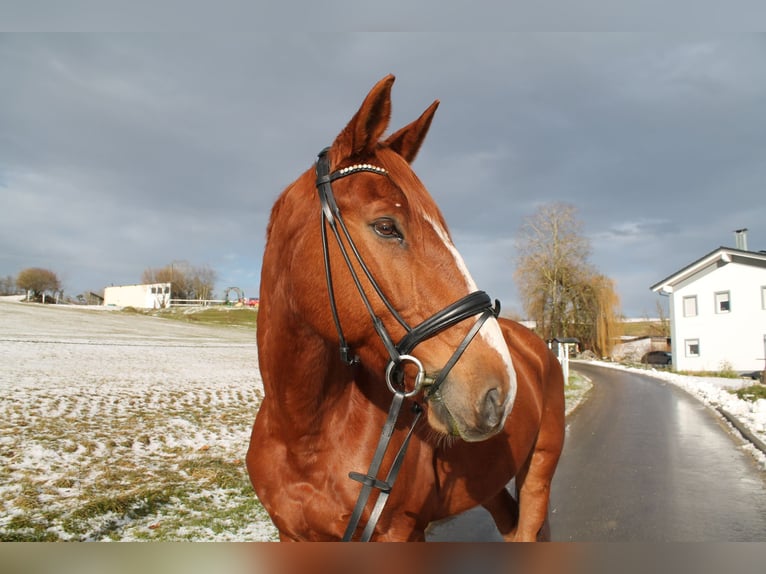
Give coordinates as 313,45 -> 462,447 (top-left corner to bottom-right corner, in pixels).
560,344 -> 569,383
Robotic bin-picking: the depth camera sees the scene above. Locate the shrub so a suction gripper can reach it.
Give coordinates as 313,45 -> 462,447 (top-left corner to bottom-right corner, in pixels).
718,360 -> 739,379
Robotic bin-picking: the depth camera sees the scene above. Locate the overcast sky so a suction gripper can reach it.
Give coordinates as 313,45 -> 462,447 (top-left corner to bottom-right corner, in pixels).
1,33 -> 765,317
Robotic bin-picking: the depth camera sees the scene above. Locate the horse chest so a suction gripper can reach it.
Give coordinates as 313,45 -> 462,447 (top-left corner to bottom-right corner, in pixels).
253,415 -> 438,540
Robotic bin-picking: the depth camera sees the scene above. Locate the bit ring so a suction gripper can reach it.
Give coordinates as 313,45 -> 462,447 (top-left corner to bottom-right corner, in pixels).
385,355 -> 425,398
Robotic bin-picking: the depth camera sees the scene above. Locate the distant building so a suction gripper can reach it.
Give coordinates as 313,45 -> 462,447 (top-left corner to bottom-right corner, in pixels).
651,231 -> 766,373
79,292 -> 104,306
611,336 -> 670,363
103,283 -> 171,309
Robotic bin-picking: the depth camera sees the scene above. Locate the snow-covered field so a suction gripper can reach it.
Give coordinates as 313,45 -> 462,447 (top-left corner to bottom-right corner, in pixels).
0,297 -> 278,541
2,296 -> 764,541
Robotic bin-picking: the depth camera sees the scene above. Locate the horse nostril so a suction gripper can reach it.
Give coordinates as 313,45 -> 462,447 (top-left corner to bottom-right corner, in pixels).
481,388 -> 503,429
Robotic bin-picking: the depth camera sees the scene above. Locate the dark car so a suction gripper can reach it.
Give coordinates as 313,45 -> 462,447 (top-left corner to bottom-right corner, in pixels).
641,351 -> 672,366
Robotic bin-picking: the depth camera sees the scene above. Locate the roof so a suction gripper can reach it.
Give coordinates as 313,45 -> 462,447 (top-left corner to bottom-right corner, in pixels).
650,246 -> 766,294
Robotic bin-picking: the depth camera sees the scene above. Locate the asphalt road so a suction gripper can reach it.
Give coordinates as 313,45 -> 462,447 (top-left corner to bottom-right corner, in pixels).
427,362 -> 766,542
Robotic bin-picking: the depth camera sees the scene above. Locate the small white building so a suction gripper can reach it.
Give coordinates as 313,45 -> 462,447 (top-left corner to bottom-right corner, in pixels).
103,282 -> 171,309
651,237 -> 766,373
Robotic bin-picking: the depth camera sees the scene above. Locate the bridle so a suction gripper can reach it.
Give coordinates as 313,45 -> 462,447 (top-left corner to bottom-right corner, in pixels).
315,147 -> 501,541
316,147 -> 500,396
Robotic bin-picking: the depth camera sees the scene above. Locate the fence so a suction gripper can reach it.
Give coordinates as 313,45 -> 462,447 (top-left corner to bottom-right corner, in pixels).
168,298 -> 258,308
169,299 -> 227,307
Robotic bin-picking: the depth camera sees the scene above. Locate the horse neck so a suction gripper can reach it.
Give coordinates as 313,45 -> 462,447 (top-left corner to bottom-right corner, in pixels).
258,174 -> 392,432
258,290 -> 404,438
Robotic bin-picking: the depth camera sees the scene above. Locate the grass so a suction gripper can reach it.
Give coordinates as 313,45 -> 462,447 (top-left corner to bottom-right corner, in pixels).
1,439 -> 276,542
619,360 -> 747,380
673,369 -> 741,379
0,315 -> 278,542
125,306 -> 258,328
731,385 -> 766,402
564,371 -> 592,414
619,319 -> 669,338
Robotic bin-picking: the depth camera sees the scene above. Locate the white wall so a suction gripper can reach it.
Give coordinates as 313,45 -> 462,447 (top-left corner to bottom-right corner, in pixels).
103,283 -> 171,309
670,262 -> 766,372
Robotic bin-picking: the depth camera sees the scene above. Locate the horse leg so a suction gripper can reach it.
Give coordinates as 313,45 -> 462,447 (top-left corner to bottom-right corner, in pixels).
513,443 -> 560,541
482,486 -> 519,540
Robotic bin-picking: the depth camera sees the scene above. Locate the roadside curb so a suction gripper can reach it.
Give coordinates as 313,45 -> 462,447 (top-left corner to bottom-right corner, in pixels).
717,407 -> 766,456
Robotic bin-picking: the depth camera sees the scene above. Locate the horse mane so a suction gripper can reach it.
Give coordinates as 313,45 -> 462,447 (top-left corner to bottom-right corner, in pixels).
264,170 -> 314,244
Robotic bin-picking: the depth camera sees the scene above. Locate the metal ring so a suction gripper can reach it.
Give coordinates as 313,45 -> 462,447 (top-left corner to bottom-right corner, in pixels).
385,355 -> 426,398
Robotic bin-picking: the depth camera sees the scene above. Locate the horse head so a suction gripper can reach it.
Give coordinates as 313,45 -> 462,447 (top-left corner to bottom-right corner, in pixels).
261,75 -> 517,442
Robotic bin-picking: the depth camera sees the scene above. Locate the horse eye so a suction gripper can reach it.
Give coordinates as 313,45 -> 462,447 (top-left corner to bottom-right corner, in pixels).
372,218 -> 402,240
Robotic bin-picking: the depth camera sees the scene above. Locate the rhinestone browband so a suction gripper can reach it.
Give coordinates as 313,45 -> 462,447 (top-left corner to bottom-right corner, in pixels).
330,163 -> 388,181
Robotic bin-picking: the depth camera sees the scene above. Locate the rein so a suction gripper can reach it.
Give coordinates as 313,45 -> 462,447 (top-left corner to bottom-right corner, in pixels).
315,147 -> 500,541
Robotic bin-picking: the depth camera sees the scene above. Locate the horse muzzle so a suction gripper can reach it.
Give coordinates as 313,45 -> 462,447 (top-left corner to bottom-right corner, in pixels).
425,374 -> 512,442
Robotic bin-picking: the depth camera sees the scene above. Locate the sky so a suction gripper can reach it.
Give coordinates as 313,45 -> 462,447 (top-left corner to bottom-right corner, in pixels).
1,33 -> 765,318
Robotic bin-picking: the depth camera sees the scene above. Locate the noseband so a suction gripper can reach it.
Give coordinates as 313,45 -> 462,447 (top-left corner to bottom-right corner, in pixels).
315,147 -> 501,540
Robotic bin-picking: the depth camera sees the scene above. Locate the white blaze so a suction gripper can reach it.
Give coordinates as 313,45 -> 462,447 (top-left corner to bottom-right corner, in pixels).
424,215 -> 518,410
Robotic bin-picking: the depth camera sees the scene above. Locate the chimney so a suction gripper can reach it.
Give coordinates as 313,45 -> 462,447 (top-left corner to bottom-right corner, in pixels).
734,228 -> 749,251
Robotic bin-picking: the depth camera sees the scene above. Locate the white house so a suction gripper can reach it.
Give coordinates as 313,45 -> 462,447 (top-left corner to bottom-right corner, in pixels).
103,282 -> 171,309
650,238 -> 766,373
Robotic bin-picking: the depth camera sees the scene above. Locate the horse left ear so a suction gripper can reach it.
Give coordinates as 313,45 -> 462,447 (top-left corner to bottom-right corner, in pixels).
384,100 -> 439,164
331,75 -> 395,165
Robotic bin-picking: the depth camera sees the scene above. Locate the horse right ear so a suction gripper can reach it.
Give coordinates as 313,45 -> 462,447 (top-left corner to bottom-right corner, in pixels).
330,75 -> 395,166
384,100 -> 439,164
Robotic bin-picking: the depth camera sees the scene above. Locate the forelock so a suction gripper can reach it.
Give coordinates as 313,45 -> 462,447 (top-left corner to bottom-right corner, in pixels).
376,146 -> 448,230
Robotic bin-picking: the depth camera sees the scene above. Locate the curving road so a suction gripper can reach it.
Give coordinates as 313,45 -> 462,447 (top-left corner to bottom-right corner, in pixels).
427,362 -> 766,541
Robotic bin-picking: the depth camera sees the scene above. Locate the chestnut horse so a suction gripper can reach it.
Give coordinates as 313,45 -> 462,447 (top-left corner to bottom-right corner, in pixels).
246,75 -> 565,542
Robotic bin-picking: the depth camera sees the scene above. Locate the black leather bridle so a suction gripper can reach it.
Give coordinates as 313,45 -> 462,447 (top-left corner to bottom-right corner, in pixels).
315,147 -> 501,541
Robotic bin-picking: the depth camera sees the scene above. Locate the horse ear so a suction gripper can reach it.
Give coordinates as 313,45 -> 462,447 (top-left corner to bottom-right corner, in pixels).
331,75 -> 395,164
384,100 -> 439,163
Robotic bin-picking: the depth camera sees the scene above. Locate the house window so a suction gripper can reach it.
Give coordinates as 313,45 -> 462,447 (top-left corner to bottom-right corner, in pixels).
683,295 -> 698,317
762,286 -> 766,310
685,339 -> 700,357
715,291 -> 730,313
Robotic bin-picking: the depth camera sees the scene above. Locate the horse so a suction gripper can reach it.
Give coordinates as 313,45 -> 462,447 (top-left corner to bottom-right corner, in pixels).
246,75 -> 565,542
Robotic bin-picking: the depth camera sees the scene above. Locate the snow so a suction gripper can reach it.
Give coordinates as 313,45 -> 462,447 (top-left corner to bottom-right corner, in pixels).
0,297 -> 278,541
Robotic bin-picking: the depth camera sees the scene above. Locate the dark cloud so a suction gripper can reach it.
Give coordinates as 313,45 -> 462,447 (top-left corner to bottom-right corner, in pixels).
1,34 -> 765,316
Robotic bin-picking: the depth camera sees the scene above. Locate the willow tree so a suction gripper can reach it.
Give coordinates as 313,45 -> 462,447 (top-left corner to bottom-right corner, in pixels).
567,273 -> 621,357
514,202 -> 621,355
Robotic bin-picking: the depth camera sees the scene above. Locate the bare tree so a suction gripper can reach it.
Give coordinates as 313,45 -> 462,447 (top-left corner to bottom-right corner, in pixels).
514,202 -> 591,339
0,275 -> 19,296
651,300 -> 670,338
514,202 -> 621,355
142,261 -> 217,301
189,264 -> 216,301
